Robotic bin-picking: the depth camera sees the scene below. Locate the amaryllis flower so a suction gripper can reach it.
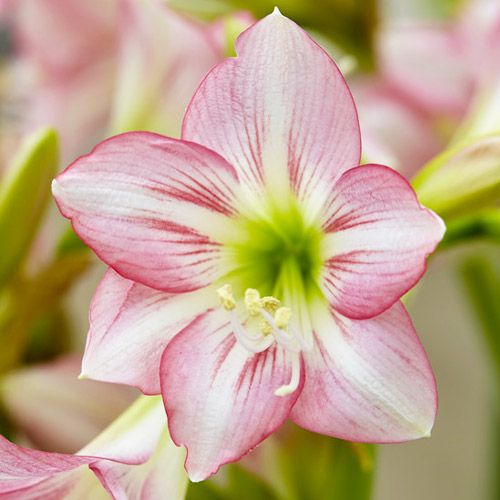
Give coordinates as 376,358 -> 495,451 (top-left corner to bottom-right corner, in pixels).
52,10 -> 445,481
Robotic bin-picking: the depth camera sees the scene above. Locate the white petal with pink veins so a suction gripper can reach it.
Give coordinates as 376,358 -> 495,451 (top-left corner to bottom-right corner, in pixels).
291,301 -> 437,442
83,268 -> 215,394
160,308 -> 303,482
53,132 -> 240,293
321,164 -> 445,319
183,9 -> 361,208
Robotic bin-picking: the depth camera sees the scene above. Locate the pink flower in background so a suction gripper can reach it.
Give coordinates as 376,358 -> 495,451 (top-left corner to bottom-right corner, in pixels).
0,396 -> 187,499
0,354 -> 137,454
355,0 -> 500,175
1,0 -> 221,164
53,10 -> 444,481
351,78 -> 443,178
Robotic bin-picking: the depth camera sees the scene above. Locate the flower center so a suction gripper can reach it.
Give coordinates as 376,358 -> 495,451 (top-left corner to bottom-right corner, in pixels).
216,284 -> 309,397
225,197 -> 323,300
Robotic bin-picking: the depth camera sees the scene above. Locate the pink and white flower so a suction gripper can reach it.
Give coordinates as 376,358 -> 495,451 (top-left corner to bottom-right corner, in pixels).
52,10 -> 445,482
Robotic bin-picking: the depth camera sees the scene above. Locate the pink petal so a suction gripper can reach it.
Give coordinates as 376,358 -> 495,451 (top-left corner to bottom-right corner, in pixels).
182,9 -> 360,203
379,22 -> 472,117
291,302 -> 437,442
83,268 -> 214,394
84,398 -> 187,499
0,397 -> 173,498
1,354 -> 137,453
160,308 -> 303,482
322,164 -> 445,319
0,435 -> 93,495
12,0 -> 117,163
0,467 -> 107,500
110,0 -> 220,136
53,132 -> 239,292
350,78 -> 442,178
91,429 -> 187,500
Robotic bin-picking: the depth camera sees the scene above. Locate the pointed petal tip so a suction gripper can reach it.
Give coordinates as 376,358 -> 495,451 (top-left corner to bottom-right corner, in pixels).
78,372 -> 88,381
272,6 -> 282,15
51,178 -> 61,197
186,470 -> 206,483
434,210 -> 447,239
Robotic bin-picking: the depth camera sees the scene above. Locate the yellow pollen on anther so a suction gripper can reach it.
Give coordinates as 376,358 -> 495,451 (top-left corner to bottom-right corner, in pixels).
274,307 -> 292,329
216,284 -> 236,310
260,296 -> 281,313
244,288 -> 262,316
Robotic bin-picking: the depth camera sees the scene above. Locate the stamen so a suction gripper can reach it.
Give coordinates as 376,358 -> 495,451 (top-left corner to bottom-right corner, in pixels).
216,285 -> 308,368
217,284 -> 236,310
230,311 -> 273,353
258,309 -> 301,353
244,288 -> 262,316
275,352 -> 301,397
288,324 -> 313,351
274,307 -> 291,329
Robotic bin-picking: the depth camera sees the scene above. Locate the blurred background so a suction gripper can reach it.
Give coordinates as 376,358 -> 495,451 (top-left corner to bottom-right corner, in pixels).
0,0 -> 499,499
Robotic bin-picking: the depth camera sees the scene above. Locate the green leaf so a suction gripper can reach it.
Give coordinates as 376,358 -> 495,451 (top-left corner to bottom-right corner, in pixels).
186,463 -> 278,500
0,128 -> 58,287
413,134 -> 500,220
438,209 -> 500,249
187,427 -> 376,500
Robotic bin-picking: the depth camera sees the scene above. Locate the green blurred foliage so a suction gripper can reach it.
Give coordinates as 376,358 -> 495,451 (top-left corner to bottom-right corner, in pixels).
460,251 -> 500,500
461,254 -> 500,377
381,0 -> 464,21
0,128 -> 58,288
187,465 -> 277,499
171,0 -> 378,70
0,128 -> 91,372
187,426 -> 375,500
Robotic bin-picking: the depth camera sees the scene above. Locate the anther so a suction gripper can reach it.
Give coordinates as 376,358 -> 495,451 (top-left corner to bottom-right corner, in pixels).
274,307 -> 291,329
244,288 -> 261,315
216,284 -> 236,310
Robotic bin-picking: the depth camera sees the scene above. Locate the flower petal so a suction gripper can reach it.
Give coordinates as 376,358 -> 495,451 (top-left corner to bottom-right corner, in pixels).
0,464 -> 108,500
379,22 -> 471,117
182,9 -> 360,205
160,308 -> 303,482
291,302 -> 437,442
322,164 -> 445,319
0,396 -> 179,499
91,429 -> 187,500
351,78 -> 442,178
83,268 -> 215,394
52,132 -> 239,292
0,436 -> 94,496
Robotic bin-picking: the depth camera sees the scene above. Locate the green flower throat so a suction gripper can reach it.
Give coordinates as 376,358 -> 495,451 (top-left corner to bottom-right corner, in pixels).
223,197 -> 324,302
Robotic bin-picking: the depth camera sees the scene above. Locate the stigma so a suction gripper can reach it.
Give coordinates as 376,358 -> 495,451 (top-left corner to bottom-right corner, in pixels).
216,284 -> 309,397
